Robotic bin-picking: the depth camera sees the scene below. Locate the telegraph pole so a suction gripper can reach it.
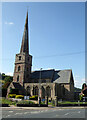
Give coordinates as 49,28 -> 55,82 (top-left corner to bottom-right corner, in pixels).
38,68 -> 42,106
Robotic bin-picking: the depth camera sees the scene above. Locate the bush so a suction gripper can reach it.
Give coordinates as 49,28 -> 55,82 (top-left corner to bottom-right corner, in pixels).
79,94 -> 85,101
15,95 -> 24,99
30,95 -> 38,100
8,94 -> 16,98
17,100 -> 34,104
0,98 -> 16,105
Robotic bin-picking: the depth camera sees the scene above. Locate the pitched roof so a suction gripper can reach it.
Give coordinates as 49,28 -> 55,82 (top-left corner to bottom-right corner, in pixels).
30,69 -> 73,84
53,70 -> 72,83
31,69 -> 54,80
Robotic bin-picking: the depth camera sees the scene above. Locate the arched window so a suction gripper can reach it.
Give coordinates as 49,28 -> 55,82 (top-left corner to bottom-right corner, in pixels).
41,86 -> 45,98
17,75 -> 19,82
33,86 -> 38,95
46,86 -> 51,98
19,56 -> 21,60
26,86 -> 31,96
18,66 -> 20,71
63,85 -> 65,95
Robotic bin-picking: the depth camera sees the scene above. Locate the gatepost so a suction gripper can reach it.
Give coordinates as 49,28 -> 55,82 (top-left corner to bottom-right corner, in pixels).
55,96 -> 58,106
45,96 -> 48,106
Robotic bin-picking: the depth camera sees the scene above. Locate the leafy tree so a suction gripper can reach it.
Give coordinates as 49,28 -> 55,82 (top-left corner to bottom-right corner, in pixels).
2,73 -> 5,76
1,74 -> 13,97
82,83 -> 87,90
4,76 -> 13,83
2,82 -> 11,89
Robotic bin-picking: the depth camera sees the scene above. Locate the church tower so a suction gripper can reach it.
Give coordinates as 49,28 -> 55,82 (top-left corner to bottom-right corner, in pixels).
13,11 -> 32,87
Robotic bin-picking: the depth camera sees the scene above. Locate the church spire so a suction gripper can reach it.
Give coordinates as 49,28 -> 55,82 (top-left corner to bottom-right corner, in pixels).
20,11 -> 29,54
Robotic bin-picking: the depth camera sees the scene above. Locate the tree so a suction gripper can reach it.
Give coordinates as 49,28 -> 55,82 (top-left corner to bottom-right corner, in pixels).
82,83 -> 87,90
4,76 -> 13,83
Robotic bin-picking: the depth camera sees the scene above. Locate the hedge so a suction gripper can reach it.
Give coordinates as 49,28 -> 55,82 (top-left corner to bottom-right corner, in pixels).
30,95 -> 38,100
15,95 -> 24,99
8,94 -> 16,98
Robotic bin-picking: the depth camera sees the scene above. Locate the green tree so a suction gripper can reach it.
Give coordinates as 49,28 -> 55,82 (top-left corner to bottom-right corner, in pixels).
2,76 -> 13,89
4,76 -> 13,83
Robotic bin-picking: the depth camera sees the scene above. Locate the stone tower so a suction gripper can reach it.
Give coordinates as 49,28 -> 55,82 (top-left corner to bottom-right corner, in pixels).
13,11 -> 32,87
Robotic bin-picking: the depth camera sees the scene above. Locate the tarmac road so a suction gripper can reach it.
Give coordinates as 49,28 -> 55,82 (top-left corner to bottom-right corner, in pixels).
1,107 -> 87,119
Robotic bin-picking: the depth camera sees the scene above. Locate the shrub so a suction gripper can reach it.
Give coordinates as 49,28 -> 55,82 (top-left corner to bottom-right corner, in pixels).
15,95 -> 24,99
17,100 -> 34,104
30,95 -> 38,100
79,94 -> 85,101
1,98 -> 16,105
8,94 -> 16,98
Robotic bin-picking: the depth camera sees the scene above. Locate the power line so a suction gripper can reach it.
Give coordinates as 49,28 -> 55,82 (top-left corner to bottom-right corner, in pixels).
0,51 -> 86,60
34,51 -> 86,59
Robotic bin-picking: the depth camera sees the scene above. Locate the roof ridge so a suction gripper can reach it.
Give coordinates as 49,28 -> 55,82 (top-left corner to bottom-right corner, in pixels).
55,69 -> 72,71
31,69 -> 55,72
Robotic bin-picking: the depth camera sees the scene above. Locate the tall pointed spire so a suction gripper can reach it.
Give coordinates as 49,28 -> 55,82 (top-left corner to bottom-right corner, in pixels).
20,11 -> 29,54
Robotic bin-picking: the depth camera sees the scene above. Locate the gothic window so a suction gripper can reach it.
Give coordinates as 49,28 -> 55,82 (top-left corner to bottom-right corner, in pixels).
18,66 -> 20,71
41,86 -> 45,98
46,86 -> 51,98
33,86 -> 38,95
26,86 -> 31,96
17,75 -> 19,82
63,85 -> 65,95
19,56 -> 21,60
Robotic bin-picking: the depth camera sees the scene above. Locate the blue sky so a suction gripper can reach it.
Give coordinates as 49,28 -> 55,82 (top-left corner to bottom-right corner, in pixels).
2,2 -> 85,88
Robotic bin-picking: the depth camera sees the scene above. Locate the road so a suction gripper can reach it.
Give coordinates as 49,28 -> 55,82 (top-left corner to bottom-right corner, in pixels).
1,107 -> 87,119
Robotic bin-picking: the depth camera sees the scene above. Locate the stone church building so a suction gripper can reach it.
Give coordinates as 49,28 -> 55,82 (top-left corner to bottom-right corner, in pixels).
7,12 -> 74,101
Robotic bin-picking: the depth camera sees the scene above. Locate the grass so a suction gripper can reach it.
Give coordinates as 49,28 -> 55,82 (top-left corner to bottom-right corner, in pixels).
0,98 -> 35,106
58,101 -> 87,104
1,97 -> 87,106
0,98 -> 17,105
47,101 -> 87,106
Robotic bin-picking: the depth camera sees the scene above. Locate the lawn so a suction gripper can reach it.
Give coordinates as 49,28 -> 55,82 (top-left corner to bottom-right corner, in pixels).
58,101 -> 87,104
0,98 -> 17,105
0,98 -> 36,106
1,97 -> 87,106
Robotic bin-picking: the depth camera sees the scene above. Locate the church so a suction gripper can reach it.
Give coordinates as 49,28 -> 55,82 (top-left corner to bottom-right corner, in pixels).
7,12 -> 74,101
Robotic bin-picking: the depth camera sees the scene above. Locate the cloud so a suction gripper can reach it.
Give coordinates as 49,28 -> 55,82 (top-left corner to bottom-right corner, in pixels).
74,75 -> 80,78
5,22 -> 14,25
74,76 -> 85,88
6,72 -> 13,76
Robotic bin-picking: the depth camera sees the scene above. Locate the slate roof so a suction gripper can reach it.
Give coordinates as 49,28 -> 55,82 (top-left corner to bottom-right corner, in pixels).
53,70 -> 72,83
31,69 -> 54,79
30,69 -> 73,84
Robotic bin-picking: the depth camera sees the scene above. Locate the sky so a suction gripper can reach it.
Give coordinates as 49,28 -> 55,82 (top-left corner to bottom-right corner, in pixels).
1,2 -> 85,88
